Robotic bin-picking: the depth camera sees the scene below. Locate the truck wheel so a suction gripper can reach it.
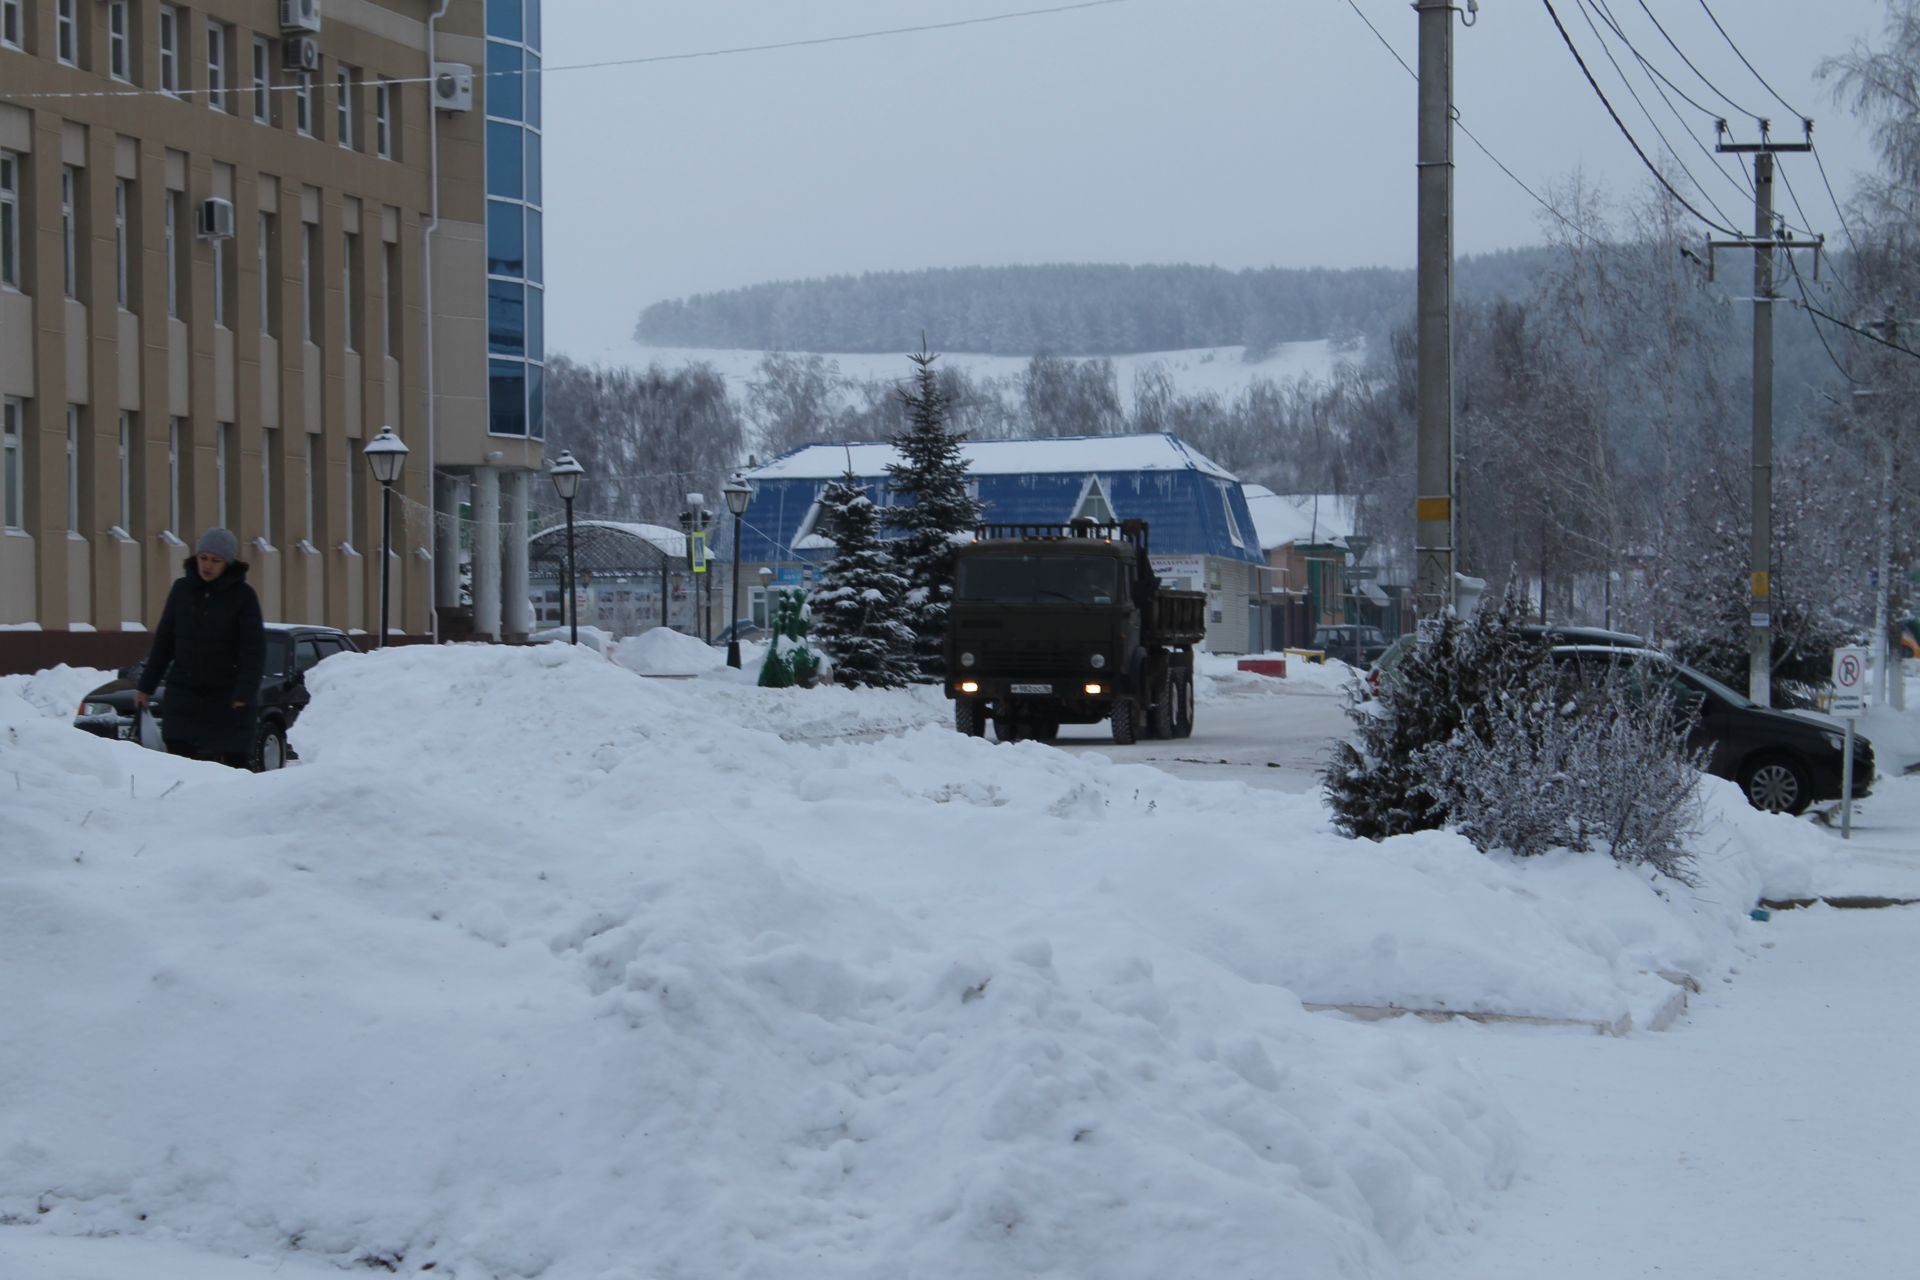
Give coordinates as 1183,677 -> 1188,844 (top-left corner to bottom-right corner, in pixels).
954,699 -> 985,738
1147,664 -> 1173,739
1029,719 -> 1060,744
1174,666 -> 1195,739
1110,696 -> 1139,745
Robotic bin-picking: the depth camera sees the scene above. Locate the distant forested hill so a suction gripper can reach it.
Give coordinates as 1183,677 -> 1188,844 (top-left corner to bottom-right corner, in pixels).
632,253 -> 1554,356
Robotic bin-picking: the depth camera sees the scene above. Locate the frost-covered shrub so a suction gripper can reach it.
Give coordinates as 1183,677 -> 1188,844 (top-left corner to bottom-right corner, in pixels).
1325,582 -> 1703,882
758,588 -> 822,689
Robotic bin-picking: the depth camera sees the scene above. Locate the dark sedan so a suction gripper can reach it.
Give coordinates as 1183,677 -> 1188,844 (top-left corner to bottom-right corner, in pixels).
74,624 -> 359,770
1313,624 -> 1393,666
1553,645 -> 1873,816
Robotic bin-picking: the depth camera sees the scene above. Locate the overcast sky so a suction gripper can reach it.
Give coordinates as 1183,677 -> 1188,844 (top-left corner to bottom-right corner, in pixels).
541,0 -> 1895,360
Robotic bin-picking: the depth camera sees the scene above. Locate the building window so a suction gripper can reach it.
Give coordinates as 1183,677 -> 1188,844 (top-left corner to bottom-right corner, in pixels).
341,231 -> 358,352
342,445 -> 355,547
382,241 -> 398,360
55,0 -> 76,66
258,211 -> 275,336
260,428 -> 273,542
252,37 -> 271,122
108,1 -> 130,82
206,21 -> 230,112
0,152 -> 18,290
114,180 -> 129,308
60,167 -> 77,298
158,5 -> 179,95
118,412 -> 132,530
167,417 -> 182,532
300,222 -> 316,342
212,226 -> 229,328
303,432 -> 314,542
336,66 -> 354,149
0,0 -> 21,52
215,422 -> 230,526
294,74 -> 313,136
1220,485 -> 1247,549
66,406 -> 80,532
2,398 -> 22,531
375,80 -> 392,158
164,191 -> 182,319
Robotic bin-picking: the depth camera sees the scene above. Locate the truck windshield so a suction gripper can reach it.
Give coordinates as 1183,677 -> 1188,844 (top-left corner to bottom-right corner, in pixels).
956,555 -> 1122,604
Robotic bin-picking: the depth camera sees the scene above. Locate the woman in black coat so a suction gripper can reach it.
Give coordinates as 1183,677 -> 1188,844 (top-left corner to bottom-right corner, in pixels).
135,527 -> 267,768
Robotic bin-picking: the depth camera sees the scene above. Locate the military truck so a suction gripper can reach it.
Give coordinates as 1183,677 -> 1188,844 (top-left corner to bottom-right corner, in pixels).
944,519 -> 1207,744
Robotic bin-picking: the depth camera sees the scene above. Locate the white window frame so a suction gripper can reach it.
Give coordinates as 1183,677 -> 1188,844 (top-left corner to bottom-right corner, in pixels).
55,0 -> 76,66
167,418 -> 181,533
375,80 -> 392,158
2,397 -> 23,532
0,152 -> 19,291
118,412 -> 132,530
300,222 -> 314,342
336,66 -> 354,149
1219,483 -> 1247,550
108,1 -> 130,82
206,21 -> 228,113
252,37 -> 271,122
60,166 -> 77,298
114,179 -> 129,307
1071,474 -> 1116,525
0,0 -> 22,53
294,73 -> 313,137
65,406 -> 80,533
158,5 -> 180,96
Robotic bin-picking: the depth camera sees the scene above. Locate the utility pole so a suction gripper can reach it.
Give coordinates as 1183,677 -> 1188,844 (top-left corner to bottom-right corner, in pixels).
1414,0 -> 1458,621
1711,119 -> 1820,708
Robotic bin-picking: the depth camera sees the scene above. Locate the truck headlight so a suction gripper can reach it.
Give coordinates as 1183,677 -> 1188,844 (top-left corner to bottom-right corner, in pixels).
1824,731 -> 1845,752
960,651 -> 976,668
79,701 -> 117,717
1089,653 -> 1107,669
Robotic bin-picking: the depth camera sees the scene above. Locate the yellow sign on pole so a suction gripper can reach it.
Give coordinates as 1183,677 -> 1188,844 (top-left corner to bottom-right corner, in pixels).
692,531 -> 708,573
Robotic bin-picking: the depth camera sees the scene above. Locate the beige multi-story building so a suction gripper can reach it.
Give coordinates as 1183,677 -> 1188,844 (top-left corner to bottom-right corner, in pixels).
0,0 -> 546,649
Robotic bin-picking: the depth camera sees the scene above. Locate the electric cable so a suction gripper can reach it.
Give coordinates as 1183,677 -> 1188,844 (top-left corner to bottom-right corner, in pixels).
1631,0 -> 1761,121
1783,249 -> 1859,383
1696,0 -> 1803,119
1775,159 -> 1858,304
1794,296 -> 1920,364
1541,0 -> 1743,236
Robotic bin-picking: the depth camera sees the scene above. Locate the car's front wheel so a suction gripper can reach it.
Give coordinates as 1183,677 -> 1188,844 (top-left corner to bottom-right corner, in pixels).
253,722 -> 288,772
1741,753 -> 1811,815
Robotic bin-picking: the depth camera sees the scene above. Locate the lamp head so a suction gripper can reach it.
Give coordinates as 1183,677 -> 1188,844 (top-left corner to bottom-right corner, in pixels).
362,426 -> 409,486
548,449 -> 586,502
723,474 -> 753,517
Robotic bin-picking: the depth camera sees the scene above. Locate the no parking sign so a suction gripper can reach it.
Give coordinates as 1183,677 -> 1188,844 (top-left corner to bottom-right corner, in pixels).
1831,646 -> 1869,718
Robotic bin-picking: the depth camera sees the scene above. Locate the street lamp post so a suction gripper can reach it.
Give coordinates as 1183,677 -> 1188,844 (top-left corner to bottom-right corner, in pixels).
722,474 -> 753,669
548,449 -> 586,644
362,426 -> 410,649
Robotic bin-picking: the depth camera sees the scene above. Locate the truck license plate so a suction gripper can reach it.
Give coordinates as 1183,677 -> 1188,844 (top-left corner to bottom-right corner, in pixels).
1011,683 -> 1053,695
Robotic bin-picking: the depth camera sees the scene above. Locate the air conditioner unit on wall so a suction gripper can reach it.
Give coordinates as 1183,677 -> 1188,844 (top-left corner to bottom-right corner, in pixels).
282,35 -> 319,73
280,0 -> 321,35
431,62 -> 473,113
197,197 -> 235,240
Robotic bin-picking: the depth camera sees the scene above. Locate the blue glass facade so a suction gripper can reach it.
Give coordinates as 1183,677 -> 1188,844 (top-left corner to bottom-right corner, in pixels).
485,0 -> 543,439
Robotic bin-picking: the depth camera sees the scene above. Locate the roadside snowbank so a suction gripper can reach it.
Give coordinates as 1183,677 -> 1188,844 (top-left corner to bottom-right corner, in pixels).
0,644 -> 1846,1278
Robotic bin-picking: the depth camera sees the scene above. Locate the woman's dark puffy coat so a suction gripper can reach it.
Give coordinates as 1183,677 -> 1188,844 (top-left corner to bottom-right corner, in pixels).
138,558 -> 267,755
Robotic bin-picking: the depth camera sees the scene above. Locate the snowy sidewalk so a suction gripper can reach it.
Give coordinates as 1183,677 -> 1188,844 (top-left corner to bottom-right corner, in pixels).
1409,903 -> 1920,1280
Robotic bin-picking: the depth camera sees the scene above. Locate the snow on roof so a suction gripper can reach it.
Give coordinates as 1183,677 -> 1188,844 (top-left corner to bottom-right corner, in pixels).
533,518 -> 690,557
748,433 -> 1238,482
1240,486 -> 1357,550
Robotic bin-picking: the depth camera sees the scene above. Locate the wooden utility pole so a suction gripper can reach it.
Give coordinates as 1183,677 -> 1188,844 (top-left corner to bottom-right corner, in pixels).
1414,0 -> 1457,620
1712,119 -> 1820,708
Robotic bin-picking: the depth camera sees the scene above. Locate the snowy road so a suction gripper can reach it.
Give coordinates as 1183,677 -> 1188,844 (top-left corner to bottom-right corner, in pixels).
1406,902 -> 1920,1280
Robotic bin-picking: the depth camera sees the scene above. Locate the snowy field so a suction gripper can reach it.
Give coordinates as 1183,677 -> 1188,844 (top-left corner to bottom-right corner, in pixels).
566,340 -> 1353,415
2,638 -> 1915,1280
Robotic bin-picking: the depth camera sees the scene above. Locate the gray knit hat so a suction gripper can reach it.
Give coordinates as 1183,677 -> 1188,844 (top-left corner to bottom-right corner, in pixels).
195,527 -> 239,563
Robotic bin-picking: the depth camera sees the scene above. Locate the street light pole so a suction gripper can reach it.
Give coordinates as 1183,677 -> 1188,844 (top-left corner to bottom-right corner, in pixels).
723,474 -> 753,669
547,449 -> 586,645
362,426 -> 410,649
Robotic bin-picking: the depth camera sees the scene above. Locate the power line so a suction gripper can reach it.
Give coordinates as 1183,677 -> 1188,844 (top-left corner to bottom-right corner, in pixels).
1541,0 -> 1742,236
1630,0 -> 1761,121
1337,0 -> 1606,247
1774,158 -> 1858,304
1695,0 -> 1803,120
1811,146 -> 1864,261
1795,296 -> 1920,364
4,0 -> 1131,100
1783,249 -> 1859,383
1571,0 -> 1744,229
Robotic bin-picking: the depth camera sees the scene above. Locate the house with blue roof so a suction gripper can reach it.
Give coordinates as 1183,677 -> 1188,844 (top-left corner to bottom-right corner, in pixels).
737,433 -> 1273,652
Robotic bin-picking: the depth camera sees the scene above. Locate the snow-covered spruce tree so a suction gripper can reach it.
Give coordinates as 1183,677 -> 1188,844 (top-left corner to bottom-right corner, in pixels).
811,473 -> 917,689
1323,581 -> 1546,840
757,587 -> 822,689
886,346 -> 985,681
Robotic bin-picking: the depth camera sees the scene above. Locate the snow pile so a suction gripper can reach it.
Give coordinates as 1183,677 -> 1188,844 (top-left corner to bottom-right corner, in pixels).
610,623 -> 729,676
0,644 -> 1852,1278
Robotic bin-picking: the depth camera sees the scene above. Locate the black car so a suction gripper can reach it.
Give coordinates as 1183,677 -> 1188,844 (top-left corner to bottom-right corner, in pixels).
712,619 -> 767,646
1313,624 -> 1393,666
1552,645 -> 1873,816
73,624 -> 360,770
